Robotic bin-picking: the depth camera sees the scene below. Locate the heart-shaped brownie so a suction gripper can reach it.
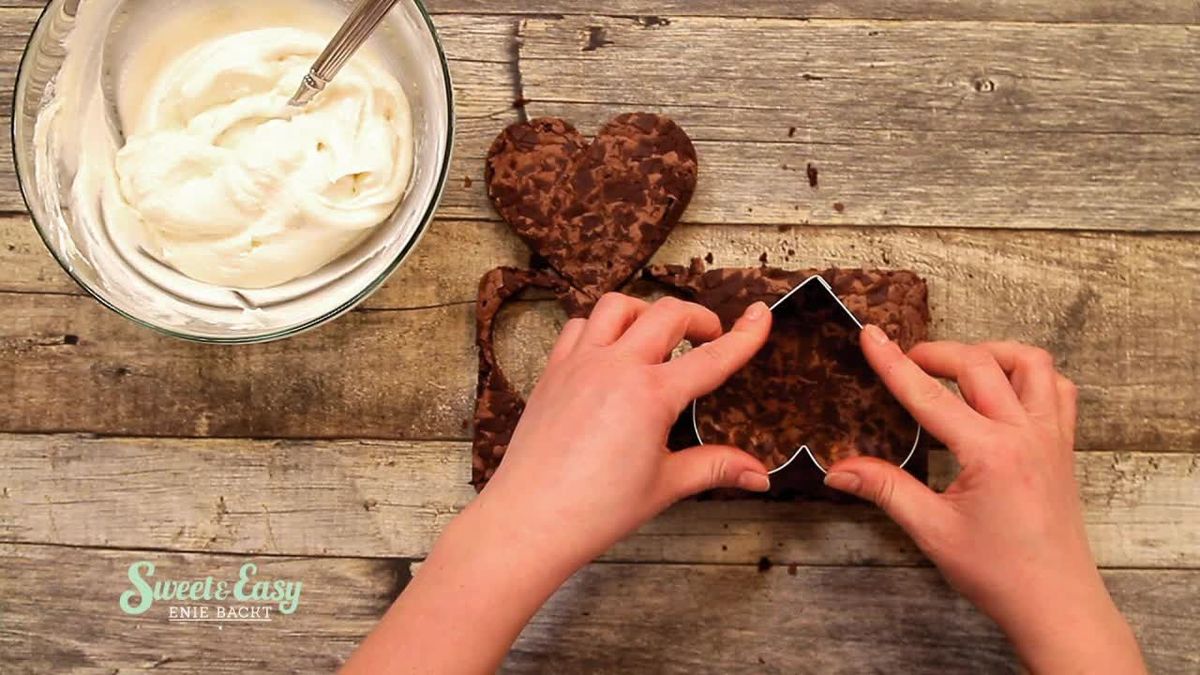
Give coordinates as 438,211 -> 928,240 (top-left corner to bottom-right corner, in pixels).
486,114 -> 699,303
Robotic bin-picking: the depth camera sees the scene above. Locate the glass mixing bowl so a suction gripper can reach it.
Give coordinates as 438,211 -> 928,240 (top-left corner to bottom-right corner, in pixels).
12,0 -> 453,343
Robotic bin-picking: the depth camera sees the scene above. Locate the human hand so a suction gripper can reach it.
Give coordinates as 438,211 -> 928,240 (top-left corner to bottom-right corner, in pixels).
824,330 -> 1145,674
480,293 -> 775,567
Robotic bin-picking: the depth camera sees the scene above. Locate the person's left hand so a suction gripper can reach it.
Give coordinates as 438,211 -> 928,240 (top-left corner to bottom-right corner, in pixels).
479,293 -> 774,567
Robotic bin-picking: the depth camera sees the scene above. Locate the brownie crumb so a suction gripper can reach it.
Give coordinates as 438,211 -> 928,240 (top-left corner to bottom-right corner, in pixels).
758,252 -> 769,265
704,252 -> 715,264
757,556 -> 773,573
787,564 -> 798,576
463,176 -> 473,189
721,544 -> 728,551
833,202 -> 845,213
787,126 -> 797,138
758,657 -> 767,665
63,334 -> 79,346
806,163 -> 819,188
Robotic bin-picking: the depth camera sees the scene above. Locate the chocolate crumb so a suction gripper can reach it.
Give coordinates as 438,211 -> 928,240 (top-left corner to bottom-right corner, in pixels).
757,556 -> 773,573
787,127 -> 797,138
758,252 -> 769,265
758,657 -> 767,665
704,252 -> 715,265
63,335 -> 79,345
833,202 -> 845,213
806,163 -> 819,188
721,544 -> 728,551
463,176 -> 473,189
787,564 -> 798,576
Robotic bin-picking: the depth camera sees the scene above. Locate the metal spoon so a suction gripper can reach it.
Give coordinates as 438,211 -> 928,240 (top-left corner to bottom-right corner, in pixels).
289,0 -> 402,106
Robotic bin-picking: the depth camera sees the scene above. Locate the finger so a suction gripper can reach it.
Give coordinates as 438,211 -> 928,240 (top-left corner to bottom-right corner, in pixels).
578,293 -> 650,347
860,326 -> 990,452
907,342 -> 1026,423
1056,375 -> 1079,451
824,457 -> 952,549
976,342 -> 1061,417
657,302 -> 772,407
617,297 -> 723,363
659,445 -> 771,502
546,318 -> 587,367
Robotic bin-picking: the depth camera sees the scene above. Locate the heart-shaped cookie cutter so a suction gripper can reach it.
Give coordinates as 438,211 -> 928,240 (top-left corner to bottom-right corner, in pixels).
691,275 -> 922,476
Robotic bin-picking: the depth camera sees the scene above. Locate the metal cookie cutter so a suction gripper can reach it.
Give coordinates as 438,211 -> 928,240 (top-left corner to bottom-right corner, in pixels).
691,275 -> 921,476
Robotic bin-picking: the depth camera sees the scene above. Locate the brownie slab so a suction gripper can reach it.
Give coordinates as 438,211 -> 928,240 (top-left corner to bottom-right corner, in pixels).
471,260 -> 931,501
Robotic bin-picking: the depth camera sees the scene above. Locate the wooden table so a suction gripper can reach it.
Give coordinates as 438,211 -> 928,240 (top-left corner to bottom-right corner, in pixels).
2,1 -> 1198,672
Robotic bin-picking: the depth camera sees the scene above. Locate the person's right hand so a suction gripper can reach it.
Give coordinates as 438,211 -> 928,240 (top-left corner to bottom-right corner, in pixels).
824,329 -> 1146,674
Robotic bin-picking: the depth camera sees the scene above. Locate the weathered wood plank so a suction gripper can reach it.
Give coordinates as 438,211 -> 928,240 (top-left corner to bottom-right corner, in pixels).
428,0 -> 1200,25
0,543 -> 399,673
2,435 -> 1197,568
6,11 -> 1200,231
504,17 -> 1200,231
4,0 -> 1200,24
1,544 -> 1196,673
511,564 -> 1200,674
2,217 -> 1197,451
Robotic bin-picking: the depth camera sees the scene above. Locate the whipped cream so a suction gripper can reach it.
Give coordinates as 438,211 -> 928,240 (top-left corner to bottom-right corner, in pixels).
27,0 -> 449,337
108,27 -> 413,289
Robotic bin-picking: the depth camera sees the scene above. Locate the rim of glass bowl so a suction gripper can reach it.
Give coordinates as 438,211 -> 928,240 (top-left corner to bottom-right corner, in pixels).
12,0 -> 456,345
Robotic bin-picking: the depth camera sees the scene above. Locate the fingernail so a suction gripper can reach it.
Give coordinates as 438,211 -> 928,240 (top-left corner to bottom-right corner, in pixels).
745,302 -> 768,321
736,471 -> 771,493
824,471 -> 862,494
863,324 -> 890,346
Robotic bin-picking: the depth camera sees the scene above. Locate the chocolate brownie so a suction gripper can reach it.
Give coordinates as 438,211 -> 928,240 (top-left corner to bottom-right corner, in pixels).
485,114 -> 698,308
645,261 -> 930,500
471,267 -> 578,488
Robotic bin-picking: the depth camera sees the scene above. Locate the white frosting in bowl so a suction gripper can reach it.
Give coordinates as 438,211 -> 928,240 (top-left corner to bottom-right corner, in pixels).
18,0 -> 451,341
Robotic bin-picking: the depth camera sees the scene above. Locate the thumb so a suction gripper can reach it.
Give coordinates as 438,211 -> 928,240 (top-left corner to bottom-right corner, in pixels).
823,457 -> 946,537
661,445 -> 772,501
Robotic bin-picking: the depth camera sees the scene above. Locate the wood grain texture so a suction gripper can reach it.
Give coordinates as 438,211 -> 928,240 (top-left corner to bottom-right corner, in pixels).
502,16 -> 1200,231
2,435 -> 1197,568
511,564 -> 1199,674
7,11 -> 1200,231
3,216 -> 1197,451
427,0 -> 1200,24
1,544 -> 1197,674
3,0 -> 1200,24
0,543 -> 399,673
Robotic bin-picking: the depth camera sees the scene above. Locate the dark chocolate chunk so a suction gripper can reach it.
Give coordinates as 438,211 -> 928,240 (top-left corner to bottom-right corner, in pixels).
485,114 -> 699,308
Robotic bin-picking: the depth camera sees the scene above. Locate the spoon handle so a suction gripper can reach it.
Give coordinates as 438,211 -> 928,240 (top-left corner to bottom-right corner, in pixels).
290,0 -> 402,106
